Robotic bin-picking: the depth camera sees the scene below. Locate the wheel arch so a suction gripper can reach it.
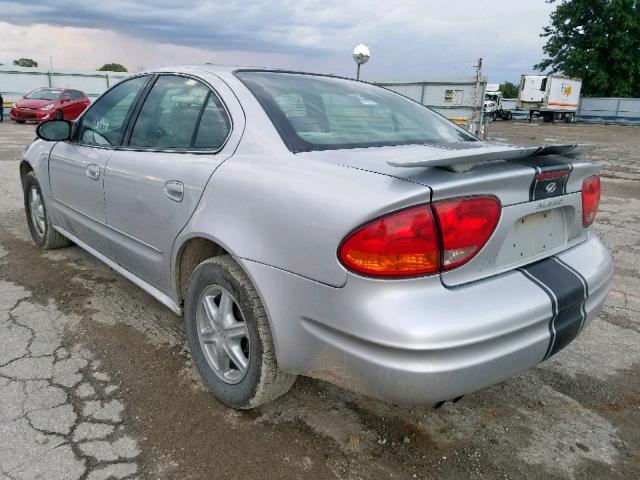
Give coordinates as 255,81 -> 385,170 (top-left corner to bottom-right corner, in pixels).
19,159 -> 34,181
173,234 -> 232,306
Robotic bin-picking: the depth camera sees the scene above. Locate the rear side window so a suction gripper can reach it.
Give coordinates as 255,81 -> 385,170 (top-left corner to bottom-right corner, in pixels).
129,75 -> 228,150
236,71 -> 476,152
76,75 -> 149,147
193,94 -> 231,149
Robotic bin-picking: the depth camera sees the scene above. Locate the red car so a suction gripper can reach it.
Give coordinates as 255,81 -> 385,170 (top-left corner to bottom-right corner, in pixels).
10,87 -> 90,123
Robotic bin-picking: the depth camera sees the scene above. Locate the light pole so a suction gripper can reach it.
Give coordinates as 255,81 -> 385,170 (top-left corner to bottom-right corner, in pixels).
353,44 -> 370,80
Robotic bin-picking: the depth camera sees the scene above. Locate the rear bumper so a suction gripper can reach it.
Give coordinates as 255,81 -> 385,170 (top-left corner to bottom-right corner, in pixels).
240,233 -> 612,404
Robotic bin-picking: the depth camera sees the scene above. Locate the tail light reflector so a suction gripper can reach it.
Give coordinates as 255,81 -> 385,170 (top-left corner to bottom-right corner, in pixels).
534,170 -> 570,181
582,175 -> 600,227
338,196 -> 501,278
432,196 -> 501,270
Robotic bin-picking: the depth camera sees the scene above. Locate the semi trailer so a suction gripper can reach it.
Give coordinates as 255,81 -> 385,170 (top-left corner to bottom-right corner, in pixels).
517,75 -> 582,123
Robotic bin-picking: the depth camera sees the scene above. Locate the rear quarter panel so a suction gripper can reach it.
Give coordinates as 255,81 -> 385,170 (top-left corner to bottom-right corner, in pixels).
173,72 -> 433,287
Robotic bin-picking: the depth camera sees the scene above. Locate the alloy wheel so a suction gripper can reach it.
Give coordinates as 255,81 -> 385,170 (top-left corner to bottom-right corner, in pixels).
28,186 -> 46,238
196,285 -> 250,384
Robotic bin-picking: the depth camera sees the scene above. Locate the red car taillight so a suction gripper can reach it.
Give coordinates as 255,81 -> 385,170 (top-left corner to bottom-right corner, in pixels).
338,205 -> 440,277
432,196 -> 501,271
582,175 -> 600,227
338,196 -> 501,278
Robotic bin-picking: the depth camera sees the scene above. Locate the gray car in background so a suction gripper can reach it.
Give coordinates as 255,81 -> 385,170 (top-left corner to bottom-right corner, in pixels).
20,65 -> 612,409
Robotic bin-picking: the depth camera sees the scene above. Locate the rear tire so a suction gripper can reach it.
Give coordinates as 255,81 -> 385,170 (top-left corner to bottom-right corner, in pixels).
184,255 -> 296,409
22,173 -> 70,249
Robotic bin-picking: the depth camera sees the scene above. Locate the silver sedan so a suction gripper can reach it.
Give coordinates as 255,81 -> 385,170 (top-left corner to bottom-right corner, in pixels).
21,66 -> 612,408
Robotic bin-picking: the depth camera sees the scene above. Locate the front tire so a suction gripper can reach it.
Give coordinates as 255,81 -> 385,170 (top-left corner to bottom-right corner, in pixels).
55,110 -> 63,120
22,173 -> 70,249
184,256 -> 296,409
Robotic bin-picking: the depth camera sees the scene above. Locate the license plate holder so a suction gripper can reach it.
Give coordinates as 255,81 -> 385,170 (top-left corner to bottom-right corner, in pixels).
503,210 -> 566,262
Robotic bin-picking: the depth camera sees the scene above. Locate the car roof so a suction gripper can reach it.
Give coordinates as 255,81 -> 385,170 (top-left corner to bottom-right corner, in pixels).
35,87 -> 82,92
146,64 -> 336,78
151,64 -> 277,74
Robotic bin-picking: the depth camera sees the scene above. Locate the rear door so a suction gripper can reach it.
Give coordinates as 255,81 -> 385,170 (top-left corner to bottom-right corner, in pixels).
104,73 -> 238,294
66,90 -> 86,119
48,75 -> 151,255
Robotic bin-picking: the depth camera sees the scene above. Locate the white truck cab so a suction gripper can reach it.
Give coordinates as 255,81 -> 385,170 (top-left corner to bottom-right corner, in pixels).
484,84 -> 512,121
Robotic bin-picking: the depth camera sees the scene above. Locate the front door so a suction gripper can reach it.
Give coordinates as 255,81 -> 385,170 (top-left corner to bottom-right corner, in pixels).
104,74 -> 234,294
48,75 -> 151,255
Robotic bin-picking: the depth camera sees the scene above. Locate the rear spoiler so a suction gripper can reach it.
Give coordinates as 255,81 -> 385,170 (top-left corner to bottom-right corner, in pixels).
387,144 -> 595,173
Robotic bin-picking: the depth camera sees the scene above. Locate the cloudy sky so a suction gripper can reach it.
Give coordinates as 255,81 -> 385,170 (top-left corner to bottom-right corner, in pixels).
0,0 -> 555,83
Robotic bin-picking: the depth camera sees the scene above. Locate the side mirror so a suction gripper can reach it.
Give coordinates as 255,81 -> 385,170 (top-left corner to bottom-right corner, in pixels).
36,120 -> 72,142
61,96 -> 71,103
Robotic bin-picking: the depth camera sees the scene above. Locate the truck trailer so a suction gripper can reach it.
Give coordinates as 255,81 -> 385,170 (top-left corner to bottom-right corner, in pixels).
517,75 -> 581,123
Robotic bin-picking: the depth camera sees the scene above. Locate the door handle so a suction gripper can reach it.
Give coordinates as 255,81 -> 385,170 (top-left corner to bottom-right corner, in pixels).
164,180 -> 184,202
86,164 -> 100,181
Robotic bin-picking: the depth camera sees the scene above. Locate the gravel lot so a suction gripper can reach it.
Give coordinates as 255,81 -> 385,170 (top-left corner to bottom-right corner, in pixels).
0,119 -> 638,479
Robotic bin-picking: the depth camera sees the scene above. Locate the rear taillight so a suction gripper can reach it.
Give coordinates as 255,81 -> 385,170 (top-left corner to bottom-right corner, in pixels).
338,205 -> 439,277
432,196 -> 501,270
582,175 -> 600,227
338,196 -> 501,278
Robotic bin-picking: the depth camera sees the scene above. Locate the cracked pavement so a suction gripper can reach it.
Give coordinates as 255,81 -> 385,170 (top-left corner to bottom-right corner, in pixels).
0,280 -> 141,480
0,120 -> 638,479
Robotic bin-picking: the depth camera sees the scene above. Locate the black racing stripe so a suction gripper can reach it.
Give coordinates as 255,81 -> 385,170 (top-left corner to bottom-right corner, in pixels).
520,256 -> 587,359
553,256 -> 590,335
513,156 -> 572,201
518,267 -> 557,359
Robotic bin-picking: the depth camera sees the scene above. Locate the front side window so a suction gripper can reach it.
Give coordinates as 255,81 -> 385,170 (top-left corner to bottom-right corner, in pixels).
129,75 -> 219,150
76,76 -> 149,147
236,71 -> 476,152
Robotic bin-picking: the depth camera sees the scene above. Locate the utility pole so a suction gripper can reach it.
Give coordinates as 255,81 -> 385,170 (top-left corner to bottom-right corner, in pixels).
469,57 -> 484,137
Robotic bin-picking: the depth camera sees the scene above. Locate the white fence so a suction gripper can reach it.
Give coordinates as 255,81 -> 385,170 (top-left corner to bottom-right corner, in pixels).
1,66 -> 128,114
501,97 -> 640,124
576,97 -> 640,125
375,77 -> 487,133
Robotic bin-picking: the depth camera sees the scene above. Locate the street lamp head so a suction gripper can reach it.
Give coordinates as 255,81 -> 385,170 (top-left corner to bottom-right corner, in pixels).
352,44 -> 370,65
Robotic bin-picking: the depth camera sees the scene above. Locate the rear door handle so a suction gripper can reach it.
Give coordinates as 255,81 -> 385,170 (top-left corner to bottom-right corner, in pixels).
86,164 -> 100,181
164,180 -> 184,202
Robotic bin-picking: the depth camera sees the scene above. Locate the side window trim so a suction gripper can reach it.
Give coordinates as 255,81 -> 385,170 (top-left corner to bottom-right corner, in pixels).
189,90 -> 212,148
121,74 -> 159,147
118,73 -> 233,154
72,74 -> 154,148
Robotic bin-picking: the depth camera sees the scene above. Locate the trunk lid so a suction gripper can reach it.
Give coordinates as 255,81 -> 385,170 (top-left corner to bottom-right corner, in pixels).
298,142 -> 599,286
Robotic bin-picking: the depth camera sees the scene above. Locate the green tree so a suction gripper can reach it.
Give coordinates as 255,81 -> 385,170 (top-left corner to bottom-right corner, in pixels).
499,81 -> 519,98
535,0 -> 640,97
13,58 -> 38,68
97,63 -> 128,72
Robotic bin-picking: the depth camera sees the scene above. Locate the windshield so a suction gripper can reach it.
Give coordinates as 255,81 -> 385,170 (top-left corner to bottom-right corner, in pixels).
25,89 -> 62,101
236,71 -> 476,152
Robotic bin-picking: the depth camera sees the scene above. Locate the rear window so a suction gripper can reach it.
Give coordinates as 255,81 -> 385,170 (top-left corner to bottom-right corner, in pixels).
236,71 -> 476,152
